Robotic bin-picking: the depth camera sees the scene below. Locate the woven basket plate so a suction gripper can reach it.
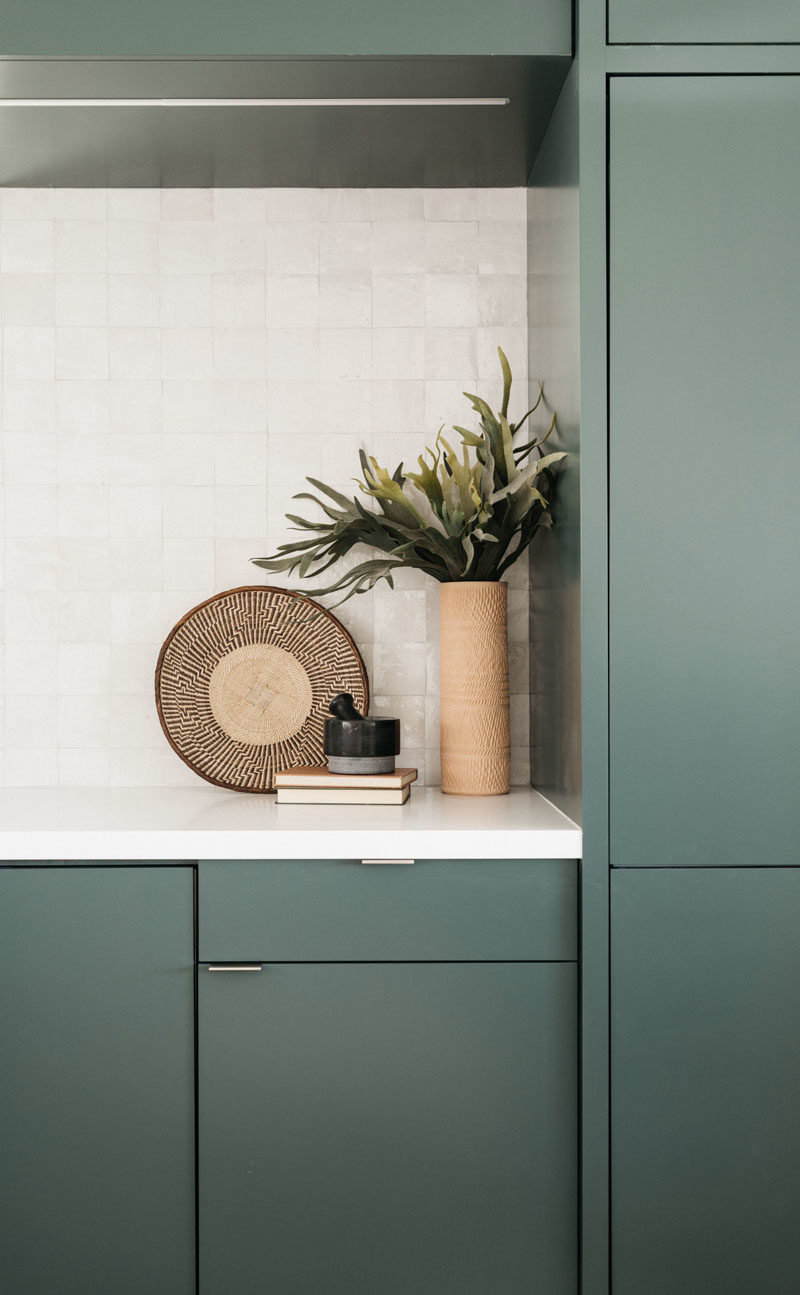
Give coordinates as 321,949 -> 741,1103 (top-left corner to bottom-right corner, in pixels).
156,586 -> 368,792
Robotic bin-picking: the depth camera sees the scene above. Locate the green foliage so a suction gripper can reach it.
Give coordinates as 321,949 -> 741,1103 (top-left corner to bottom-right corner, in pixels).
252,348 -> 566,605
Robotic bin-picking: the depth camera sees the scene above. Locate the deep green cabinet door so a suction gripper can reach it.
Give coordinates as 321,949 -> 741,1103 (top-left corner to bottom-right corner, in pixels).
609,76 -> 800,868
608,0 -> 800,45
612,868 -> 800,1295
0,866 -> 195,1295
199,962 -> 577,1294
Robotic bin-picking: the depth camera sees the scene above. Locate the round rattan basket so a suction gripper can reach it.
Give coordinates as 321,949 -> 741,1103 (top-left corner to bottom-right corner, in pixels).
155,586 -> 368,792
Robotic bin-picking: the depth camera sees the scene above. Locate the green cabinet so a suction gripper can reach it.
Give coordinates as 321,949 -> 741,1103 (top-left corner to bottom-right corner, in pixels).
611,867 -> 800,1294
609,75 -> 800,868
198,860 -> 578,1295
0,866 -> 195,1295
198,857 -> 578,962
608,0 -> 800,46
0,0 -> 570,56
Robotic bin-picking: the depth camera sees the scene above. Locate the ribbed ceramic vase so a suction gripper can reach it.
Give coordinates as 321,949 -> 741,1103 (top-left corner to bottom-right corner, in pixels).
439,581 -> 510,796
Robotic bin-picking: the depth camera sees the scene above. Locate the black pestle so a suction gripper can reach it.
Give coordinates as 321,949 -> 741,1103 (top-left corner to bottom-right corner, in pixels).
324,693 -> 400,774
328,693 -> 365,722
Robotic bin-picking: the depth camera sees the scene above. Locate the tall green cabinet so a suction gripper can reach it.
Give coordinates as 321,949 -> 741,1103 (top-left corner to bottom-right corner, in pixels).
0,866 -> 195,1295
609,74 -> 800,871
606,66 -> 800,1295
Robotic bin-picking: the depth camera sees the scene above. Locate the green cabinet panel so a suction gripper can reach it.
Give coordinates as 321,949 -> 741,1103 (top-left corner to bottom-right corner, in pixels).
199,961 -> 577,1294
608,0 -> 800,46
612,868 -> 800,1295
0,0 -> 570,57
198,858 -> 577,962
0,866 -> 195,1295
609,76 -> 800,868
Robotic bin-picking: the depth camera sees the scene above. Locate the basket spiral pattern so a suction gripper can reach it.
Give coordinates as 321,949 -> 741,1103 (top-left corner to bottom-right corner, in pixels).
156,586 -> 368,792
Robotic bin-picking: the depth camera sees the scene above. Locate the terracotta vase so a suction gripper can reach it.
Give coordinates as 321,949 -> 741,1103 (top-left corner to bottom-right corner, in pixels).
439,582 -> 510,796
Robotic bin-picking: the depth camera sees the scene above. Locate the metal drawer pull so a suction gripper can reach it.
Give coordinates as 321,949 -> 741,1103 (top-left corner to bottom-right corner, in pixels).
361,858 -> 415,866
207,964 -> 263,972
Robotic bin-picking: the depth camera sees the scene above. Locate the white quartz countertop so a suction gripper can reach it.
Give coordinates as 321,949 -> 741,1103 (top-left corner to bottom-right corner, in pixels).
0,786 -> 581,861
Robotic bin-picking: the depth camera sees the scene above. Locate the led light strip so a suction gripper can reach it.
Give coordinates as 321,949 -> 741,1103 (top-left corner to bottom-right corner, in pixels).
0,96 -> 510,108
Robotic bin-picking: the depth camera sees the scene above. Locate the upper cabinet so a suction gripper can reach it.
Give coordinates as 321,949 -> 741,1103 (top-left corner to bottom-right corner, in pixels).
0,0 -> 573,186
609,75 -> 800,868
608,0 -> 800,46
0,0 -> 571,56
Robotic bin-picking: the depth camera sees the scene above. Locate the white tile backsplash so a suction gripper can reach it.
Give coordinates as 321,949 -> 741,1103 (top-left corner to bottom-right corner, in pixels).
213,190 -> 266,224
107,221 -> 159,274
477,220 -> 527,275
54,221 -> 107,273
161,275 -> 213,327
1,189 -> 55,221
107,190 -> 161,222
425,221 -> 478,274
423,189 -> 478,223
160,222 -> 215,274
216,272 -> 267,327
109,274 -> 161,326
371,223 -> 426,275
55,273 -> 107,326
55,190 -> 108,221
1,186 -> 531,787
55,326 -> 109,380
372,275 -> 425,327
1,222 -> 55,273
3,380 -> 56,432
265,223 -> 319,274
318,274 -> 370,328
4,326 -> 56,380
424,274 -> 479,328
3,273 -> 56,325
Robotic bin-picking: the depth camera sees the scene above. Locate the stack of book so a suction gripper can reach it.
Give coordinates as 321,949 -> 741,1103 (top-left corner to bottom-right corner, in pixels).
274,765 -> 418,806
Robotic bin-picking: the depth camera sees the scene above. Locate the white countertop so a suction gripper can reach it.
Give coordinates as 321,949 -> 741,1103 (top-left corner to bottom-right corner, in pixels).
0,786 -> 581,861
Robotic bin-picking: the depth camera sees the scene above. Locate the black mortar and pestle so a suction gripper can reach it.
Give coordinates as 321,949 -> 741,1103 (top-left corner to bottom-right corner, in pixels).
324,693 -> 400,775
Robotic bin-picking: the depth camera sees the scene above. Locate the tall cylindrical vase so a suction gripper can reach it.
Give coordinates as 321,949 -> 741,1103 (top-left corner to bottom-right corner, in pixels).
439,581 -> 510,796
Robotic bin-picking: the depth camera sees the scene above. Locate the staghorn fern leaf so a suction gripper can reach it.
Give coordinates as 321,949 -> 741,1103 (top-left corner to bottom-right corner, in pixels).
251,346 -> 566,606
498,346 -> 513,419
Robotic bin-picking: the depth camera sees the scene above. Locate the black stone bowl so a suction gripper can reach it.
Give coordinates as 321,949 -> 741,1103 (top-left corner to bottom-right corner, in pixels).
324,693 -> 400,774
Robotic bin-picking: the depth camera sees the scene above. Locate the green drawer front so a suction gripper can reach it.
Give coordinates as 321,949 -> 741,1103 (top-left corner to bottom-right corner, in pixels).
609,0 -> 800,45
198,859 -> 577,962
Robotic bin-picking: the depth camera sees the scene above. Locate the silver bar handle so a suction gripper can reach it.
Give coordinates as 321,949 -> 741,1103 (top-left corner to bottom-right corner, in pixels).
361,858 -> 415,866
207,964 -> 263,972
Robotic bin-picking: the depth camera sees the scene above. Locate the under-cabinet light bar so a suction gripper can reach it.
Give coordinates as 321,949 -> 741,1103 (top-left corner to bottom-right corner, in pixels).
0,96 -> 510,108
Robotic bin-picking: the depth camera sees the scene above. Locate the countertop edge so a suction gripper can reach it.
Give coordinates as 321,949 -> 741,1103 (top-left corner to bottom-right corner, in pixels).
0,827 -> 582,861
